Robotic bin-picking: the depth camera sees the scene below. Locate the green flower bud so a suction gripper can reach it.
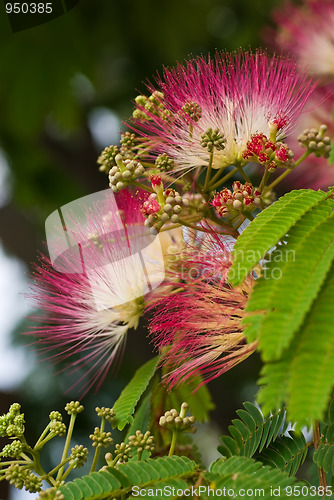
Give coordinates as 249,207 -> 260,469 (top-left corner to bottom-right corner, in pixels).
95,407 -> 116,423
65,401 -> 84,416
89,427 -> 113,448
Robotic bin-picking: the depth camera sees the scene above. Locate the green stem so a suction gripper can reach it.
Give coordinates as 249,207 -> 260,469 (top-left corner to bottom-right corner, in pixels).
48,456 -> 72,477
209,167 -> 239,191
294,150 -> 311,168
56,414 -> 76,481
235,162 -> 251,183
242,211 -> 255,222
208,165 -> 228,186
90,417 -> 106,473
0,460 -> 28,467
258,168 -> 271,192
34,424 -> 50,450
203,150 -> 214,192
168,431 -> 178,457
313,420 -> 327,490
60,462 -> 76,481
90,445 -> 102,473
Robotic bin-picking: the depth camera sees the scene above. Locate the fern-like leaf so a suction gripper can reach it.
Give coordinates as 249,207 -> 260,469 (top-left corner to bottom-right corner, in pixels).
258,431 -> 308,476
218,402 -> 287,459
258,263 -> 334,423
58,456 -> 197,500
228,189 -> 327,286
206,456 -> 313,499
112,357 -> 159,430
243,198 -> 334,358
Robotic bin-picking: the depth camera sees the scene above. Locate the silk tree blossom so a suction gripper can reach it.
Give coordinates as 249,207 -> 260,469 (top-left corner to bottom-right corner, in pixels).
272,0 -> 334,78
148,233 -> 256,388
133,50 -> 317,174
28,190 -> 183,394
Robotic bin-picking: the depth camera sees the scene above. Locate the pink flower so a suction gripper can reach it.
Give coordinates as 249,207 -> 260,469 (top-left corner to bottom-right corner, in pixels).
148,232 -> 256,388
27,190 -> 173,394
133,50 -> 316,174
271,0 -> 334,78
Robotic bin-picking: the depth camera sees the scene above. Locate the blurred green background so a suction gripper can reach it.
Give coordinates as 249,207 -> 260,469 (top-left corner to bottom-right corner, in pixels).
0,1 -> 283,497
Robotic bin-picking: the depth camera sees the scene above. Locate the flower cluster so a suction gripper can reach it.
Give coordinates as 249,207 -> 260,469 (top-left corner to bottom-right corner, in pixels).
27,48 -> 330,396
242,133 -> 294,172
149,234 -> 257,387
142,176 -> 190,233
211,181 -> 262,218
109,155 -> 145,193
131,50 -> 316,173
159,403 -> 196,433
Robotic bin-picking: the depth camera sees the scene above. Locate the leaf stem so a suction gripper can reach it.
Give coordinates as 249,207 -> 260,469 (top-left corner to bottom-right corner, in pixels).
264,151 -> 311,194
203,151 -> 214,192
90,417 -> 106,473
168,430 -> 178,457
313,420 -> 327,490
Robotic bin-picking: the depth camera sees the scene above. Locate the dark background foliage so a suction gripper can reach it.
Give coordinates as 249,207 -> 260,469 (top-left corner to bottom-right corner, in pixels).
0,1 -> 282,497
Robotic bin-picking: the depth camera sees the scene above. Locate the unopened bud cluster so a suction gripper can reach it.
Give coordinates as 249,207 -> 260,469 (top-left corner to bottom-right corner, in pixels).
5,464 -> 42,493
242,133 -> 294,172
155,153 -> 175,172
133,91 -> 172,122
49,420 -> 66,437
0,403 -> 25,437
95,406 -> 116,423
97,145 -> 119,174
109,155 -> 145,193
89,427 -> 113,448
36,488 -> 64,500
142,187 -> 189,233
159,403 -> 196,433
120,131 -> 138,159
297,124 -> 331,158
65,401 -> 84,416
69,444 -> 88,468
128,430 -> 155,454
181,101 -> 202,122
201,128 -> 226,152
0,440 -> 26,458
113,442 -> 132,463
212,181 -> 262,218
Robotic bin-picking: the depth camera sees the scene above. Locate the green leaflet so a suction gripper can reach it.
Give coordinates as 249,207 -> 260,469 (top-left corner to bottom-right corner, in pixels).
243,198 -> 334,358
113,357 -> 159,431
205,456 -> 313,499
218,402 -> 287,459
258,263 -> 334,423
258,431 -> 308,476
58,456 -> 197,500
228,189 -> 328,286
125,391 -> 151,442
